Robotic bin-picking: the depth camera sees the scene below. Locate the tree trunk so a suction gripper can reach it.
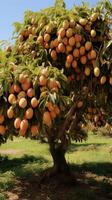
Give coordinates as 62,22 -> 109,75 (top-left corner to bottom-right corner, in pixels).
49,142 -> 70,175
40,137 -> 76,184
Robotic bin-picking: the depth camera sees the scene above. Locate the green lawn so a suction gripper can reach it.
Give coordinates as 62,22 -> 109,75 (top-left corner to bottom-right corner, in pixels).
0,132 -> 112,200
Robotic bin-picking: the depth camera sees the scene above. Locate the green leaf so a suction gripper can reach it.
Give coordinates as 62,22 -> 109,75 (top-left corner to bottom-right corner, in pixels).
55,0 -> 66,8
49,93 -> 57,104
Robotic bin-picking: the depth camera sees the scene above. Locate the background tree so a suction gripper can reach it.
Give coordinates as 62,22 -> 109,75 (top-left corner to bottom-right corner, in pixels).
0,0 -> 112,179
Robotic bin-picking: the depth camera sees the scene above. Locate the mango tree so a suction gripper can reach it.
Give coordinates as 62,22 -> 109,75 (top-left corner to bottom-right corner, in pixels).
0,0 -> 112,179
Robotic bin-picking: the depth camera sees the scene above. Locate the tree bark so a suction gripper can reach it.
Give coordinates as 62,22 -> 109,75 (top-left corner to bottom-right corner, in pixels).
39,132 -> 76,184
49,141 -> 70,175
47,141 -> 77,184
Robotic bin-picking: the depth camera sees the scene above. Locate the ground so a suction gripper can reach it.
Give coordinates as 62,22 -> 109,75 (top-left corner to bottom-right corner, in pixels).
0,132 -> 112,200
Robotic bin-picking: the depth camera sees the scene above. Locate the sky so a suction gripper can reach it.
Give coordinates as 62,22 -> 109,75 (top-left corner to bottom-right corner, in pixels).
0,0 -> 99,42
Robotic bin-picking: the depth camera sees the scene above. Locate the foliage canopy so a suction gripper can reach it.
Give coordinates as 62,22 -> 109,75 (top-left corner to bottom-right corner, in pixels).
0,0 -> 112,148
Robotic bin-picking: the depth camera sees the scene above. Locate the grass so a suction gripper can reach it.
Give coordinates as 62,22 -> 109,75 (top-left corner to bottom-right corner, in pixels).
0,132 -> 112,200
68,133 -> 112,160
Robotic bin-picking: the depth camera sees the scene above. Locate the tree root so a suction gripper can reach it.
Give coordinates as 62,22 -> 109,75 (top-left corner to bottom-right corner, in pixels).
39,166 -> 77,185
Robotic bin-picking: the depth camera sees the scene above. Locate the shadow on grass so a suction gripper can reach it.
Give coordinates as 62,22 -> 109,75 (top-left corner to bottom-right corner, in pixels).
71,162 -> 112,177
68,143 -> 107,152
3,162 -> 112,200
0,154 -> 49,176
0,154 -> 112,200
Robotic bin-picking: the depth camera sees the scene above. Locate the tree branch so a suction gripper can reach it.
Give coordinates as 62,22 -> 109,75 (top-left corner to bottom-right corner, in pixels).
58,101 -> 77,139
68,113 -> 77,134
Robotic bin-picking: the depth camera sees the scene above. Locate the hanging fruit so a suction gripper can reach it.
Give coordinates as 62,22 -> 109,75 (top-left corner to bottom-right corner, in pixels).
100,76 -> 106,85
94,67 -> 100,77
19,98 -> 27,108
43,111 -> 52,127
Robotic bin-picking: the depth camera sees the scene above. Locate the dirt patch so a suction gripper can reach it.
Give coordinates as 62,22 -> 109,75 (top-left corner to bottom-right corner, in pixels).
6,192 -> 19,200
5,172 -> 112,200
0,149 -> 23,155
